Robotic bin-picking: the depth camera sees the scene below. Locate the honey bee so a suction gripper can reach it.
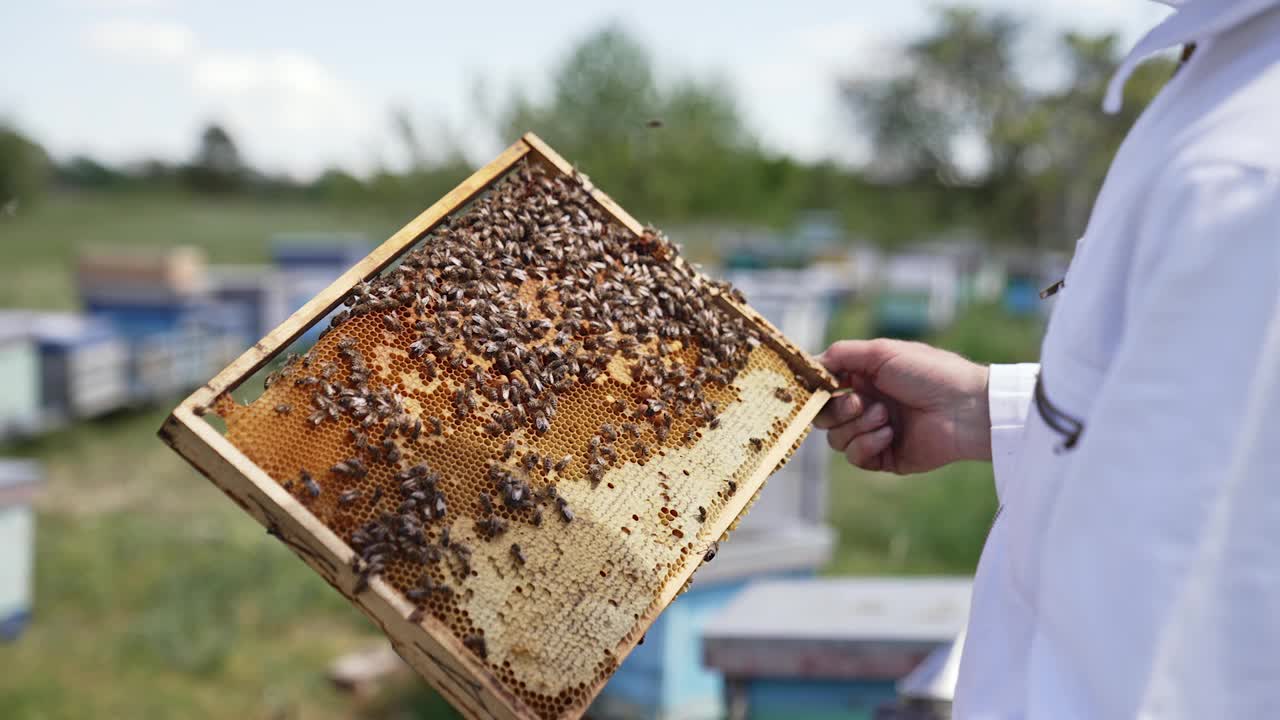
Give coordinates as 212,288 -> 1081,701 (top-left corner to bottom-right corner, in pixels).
622,422 -> 640,438
709,417 -> 721,430
382,313 -> 403,332
274,403 -> 292,414
774,387 -> 794,403
510,543 -> 526,565
477,516 -> 509,539
556,497 -> 574,523
587,464 -> 605,485
338,489 -> 362,507
501,440 -> 516,460
697,506 -> 707,523
531,507 -> 543,526
301,470 -> 321,498
332,458 -> 368,478
749,437 -> 763,451
463,635 -> 488,659
703,541 -> 719,563
369,486 -> 383,507
632,441 -> 649,458
600,424 -> 618,441
428,416 -> 443,435
554,455 -> 573,472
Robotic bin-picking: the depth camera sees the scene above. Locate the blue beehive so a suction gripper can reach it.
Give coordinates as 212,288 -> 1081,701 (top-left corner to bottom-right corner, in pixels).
271,234 -> 371,343
0,316 -> 41,439
208,265 -> 292,346
703,578 -> 971,720
24,312 -> 131,422
0,459 -> 43,642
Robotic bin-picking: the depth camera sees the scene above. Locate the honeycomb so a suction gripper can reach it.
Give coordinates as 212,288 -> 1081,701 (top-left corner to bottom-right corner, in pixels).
211,158 -> 823,719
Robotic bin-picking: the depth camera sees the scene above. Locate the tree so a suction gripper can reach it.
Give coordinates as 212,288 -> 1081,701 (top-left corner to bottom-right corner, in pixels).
500,25 -> 757,221
840,6 -> 1173,248
182,123 -> 245,193
0,124 -> 52,208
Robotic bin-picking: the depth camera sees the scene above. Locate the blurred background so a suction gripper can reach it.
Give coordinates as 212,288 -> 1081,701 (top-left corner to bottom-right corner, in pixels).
1,2 -> 1177,718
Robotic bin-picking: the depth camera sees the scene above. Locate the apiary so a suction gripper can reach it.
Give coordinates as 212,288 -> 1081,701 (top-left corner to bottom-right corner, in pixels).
159,134 -> 836,720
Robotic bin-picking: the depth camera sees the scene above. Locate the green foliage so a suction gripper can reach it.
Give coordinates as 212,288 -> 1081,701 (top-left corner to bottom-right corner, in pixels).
843,7 -> 1174,248
0,124 -> 51,207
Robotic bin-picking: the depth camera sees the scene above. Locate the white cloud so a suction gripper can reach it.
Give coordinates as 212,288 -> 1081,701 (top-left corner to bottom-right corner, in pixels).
189,50 -> 379,176
86,18 -> 195,62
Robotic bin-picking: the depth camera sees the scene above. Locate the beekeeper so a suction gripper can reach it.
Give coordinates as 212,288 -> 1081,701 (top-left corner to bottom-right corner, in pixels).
815,0 -> 1280,716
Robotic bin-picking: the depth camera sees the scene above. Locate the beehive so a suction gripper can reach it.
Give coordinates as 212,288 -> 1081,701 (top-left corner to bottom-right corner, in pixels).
159,134 -> 836,720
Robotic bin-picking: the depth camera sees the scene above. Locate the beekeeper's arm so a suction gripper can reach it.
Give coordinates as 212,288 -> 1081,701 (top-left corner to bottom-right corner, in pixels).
1031,161 -> 1280,718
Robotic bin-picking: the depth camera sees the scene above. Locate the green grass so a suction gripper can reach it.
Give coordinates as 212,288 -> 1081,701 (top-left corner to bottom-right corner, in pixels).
1,190 -> 408,310
822,301 -> 1044,576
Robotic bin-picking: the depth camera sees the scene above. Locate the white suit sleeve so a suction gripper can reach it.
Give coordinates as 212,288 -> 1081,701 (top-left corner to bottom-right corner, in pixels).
987,363 -> 1039,502
1030,163 -> 1280,718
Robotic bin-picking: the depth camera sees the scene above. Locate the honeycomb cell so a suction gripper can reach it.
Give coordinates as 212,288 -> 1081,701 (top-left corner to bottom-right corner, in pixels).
213,158 -> 818,719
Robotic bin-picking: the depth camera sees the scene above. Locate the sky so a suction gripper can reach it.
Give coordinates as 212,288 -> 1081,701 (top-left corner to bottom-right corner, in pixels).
0,0 -> 1171,179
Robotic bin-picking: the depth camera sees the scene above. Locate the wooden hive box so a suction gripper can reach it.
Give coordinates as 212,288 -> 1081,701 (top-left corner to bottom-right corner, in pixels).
158,133 -> 837,720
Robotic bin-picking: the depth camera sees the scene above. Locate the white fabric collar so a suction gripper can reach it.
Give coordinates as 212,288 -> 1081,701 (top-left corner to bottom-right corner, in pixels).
1105,0 -> 1280,112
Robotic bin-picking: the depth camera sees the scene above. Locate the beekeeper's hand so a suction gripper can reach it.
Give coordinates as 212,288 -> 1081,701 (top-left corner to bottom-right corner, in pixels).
814,339 -> 990,474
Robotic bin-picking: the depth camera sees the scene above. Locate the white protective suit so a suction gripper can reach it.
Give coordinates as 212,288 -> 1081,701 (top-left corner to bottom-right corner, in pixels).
955,0 -> 1280,717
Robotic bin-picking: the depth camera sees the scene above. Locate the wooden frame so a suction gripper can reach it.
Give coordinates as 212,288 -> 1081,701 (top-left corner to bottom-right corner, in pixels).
159,133 -> 837,720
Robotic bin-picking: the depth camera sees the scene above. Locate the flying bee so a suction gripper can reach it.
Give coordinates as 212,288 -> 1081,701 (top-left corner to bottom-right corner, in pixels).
274,403 -> 292,415
510,543 -> 526,565
554,455 -> 573,472
382,313 -> 403,332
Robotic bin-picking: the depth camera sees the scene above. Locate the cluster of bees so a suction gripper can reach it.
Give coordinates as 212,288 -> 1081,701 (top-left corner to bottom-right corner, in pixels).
258,159 -> 784,662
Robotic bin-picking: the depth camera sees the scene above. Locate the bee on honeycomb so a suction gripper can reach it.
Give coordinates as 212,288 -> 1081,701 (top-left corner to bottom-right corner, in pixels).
210,157 -> 821,719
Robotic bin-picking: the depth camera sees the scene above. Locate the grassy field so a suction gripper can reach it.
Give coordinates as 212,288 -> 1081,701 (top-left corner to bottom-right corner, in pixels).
0,191 -> 1045,718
